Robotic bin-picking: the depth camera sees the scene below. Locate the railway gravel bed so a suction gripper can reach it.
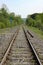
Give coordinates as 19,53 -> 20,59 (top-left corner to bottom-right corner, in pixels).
3,27 -> 38,65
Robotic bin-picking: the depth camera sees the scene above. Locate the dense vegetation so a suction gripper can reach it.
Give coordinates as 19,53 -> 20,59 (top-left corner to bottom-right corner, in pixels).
26,13 -> 43,31
0,4 -> 23,29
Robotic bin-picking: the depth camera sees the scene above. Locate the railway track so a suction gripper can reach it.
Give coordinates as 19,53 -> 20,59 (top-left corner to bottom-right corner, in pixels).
0,27 -> 42,65
24,27 -> 43,65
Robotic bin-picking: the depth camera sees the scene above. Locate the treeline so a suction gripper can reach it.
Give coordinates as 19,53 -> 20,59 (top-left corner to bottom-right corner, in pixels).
0,4 -> 23,28
26,13 -> 43,31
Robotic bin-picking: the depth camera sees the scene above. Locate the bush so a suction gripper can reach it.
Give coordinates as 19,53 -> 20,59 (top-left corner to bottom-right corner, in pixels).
0,5 -> 23,29
26,13 -> 43,31
0,22 -> 6,28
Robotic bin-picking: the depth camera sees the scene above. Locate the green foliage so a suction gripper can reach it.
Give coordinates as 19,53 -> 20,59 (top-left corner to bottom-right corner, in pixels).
0,4 -> 23,29
0,22 -> 6,28
26,13 -> 43,31
26,18 -> 35,26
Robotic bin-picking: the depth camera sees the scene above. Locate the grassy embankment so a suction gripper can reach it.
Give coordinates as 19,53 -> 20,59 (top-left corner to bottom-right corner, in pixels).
28,26 -> 43,39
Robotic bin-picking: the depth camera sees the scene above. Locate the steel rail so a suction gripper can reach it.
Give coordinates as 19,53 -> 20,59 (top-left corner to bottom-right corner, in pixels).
27,30 -> 34,38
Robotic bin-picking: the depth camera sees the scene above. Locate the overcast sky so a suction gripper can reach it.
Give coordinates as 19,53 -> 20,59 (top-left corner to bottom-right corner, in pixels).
0,0 -> 43,18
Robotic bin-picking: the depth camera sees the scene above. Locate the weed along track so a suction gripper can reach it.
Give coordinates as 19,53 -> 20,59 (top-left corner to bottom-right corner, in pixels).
0,27 -> 42,65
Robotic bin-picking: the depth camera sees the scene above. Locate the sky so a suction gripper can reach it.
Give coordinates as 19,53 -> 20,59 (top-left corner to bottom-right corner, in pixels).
0,0 -> 43,18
